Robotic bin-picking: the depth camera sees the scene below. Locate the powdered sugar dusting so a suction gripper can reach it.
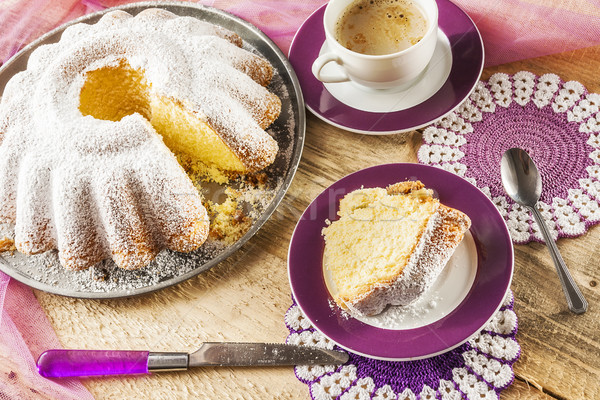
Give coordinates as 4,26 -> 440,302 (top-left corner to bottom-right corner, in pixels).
359,292 -> 441,328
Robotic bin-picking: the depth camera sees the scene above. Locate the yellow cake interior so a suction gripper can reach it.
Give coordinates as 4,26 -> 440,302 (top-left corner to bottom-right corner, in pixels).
78,61 -> 247,172
323,187 -> 438,305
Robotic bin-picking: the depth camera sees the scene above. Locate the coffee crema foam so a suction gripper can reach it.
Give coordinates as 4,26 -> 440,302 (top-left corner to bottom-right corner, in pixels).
335,0 -> 428,55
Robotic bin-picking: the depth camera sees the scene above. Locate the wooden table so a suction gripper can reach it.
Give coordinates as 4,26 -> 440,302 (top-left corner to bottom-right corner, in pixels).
31,45 -> 600,399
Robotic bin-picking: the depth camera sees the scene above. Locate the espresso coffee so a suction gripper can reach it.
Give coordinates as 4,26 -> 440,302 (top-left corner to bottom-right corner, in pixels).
335,0 -> 428,56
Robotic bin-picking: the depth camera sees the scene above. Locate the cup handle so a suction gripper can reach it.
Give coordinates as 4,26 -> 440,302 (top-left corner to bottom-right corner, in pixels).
311,53 -> 350,83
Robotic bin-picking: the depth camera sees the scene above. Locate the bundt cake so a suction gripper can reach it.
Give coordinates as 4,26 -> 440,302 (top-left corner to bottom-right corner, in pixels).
322,181 -> 471,316
0,9 -> 281,271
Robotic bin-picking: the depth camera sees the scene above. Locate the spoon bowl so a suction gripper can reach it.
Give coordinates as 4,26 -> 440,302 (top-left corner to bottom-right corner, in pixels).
501,148 -> 588,314
500,148 -> 542,206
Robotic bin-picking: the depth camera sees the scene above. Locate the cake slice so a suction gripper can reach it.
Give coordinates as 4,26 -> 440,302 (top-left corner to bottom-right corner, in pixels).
322,181 -> 471,316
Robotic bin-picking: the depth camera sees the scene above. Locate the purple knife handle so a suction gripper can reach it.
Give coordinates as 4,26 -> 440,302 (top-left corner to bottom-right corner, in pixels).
37,350 -> 149,378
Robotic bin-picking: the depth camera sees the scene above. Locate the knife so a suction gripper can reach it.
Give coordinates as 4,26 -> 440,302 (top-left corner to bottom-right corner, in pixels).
37,342 -> 349,378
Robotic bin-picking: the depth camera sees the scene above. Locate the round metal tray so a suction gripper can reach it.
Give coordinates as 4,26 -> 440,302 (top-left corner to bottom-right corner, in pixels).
0,2 -> 305,298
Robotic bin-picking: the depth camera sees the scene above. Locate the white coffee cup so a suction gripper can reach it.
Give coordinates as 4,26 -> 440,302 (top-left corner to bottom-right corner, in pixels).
312,0 -> 438,90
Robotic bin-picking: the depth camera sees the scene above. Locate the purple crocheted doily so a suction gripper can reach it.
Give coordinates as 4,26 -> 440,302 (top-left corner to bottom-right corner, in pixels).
418,71 -> 600,244
285,291 -> 519,400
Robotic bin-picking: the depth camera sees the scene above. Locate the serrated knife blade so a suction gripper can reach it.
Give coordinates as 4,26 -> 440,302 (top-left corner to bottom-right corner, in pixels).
37,343 -> 349,378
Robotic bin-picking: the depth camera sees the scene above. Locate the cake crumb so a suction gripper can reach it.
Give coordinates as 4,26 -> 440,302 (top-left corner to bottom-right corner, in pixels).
0,237 -> 16,253
175,152 -> 263,245
92,268 -> 109,282
244,171 -> 268,188
386,180 -> 425,194
206,193 -> 252,244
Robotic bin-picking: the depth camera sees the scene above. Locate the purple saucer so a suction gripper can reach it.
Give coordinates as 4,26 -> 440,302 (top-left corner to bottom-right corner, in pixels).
288,1 -> 484,134
287,163 -> 514,360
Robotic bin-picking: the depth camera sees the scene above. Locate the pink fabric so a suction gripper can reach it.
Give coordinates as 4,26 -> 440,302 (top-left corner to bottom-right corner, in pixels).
453,0 -> 600,66
2,0 -> 600,65
0,0 -> 102,63
0,0 -> 328,63
1,0 -> 599,399
0,273 -> 95,399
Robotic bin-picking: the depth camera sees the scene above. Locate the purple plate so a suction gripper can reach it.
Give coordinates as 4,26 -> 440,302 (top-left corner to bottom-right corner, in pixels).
287,163 -> 514,360
288,1 -> 484,134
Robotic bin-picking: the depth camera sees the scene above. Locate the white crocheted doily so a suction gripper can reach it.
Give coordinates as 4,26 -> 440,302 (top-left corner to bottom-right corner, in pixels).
285,291 -> 520,400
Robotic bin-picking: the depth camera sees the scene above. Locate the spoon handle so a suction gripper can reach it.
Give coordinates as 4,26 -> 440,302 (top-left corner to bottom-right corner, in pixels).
530,206 -> 588,314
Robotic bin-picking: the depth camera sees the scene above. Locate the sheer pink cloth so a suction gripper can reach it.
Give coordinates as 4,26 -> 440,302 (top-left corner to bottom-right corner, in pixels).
0,274 -> 95,399
454,0 -> 600,67
1,0 -> 600,399
2,0 -> 600,65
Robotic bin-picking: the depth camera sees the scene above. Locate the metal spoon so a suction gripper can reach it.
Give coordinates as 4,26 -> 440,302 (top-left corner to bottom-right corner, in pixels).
501,148 -> 588,314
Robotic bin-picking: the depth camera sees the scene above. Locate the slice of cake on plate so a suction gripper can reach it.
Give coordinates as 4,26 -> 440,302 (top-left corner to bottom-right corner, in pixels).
322,180 -> 471,316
